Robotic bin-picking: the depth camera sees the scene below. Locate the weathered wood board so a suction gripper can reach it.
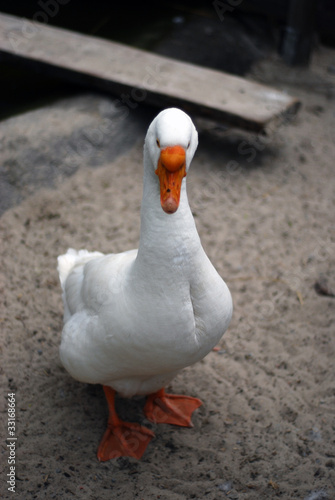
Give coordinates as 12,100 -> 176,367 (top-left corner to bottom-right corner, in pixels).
0,12 -> 300,132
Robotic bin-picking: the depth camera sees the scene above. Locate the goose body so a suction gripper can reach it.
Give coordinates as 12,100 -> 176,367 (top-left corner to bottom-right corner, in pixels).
58,108 -> 232,459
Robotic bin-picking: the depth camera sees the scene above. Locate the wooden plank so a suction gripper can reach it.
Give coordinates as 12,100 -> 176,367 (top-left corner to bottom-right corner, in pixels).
0,12 -> 300,132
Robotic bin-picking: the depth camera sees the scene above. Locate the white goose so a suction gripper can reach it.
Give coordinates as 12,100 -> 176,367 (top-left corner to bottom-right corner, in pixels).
58,108 -> 233,461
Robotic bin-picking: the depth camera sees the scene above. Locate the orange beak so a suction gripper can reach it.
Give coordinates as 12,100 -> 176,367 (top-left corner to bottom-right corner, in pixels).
155,145 -> 186,214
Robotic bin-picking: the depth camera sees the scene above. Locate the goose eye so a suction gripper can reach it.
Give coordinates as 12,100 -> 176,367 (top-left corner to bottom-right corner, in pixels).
156,139 -> 160,148
187,141 -> 190,149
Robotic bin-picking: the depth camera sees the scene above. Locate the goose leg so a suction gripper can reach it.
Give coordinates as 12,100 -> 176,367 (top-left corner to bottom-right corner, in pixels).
144,388 -> 202,427
97,386 -> 154,461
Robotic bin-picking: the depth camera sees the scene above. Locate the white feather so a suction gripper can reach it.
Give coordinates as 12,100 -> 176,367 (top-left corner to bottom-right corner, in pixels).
57,108 -> 233,398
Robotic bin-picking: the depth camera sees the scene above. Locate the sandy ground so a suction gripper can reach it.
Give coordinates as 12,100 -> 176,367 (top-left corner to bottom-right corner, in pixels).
1,28 -> 335,500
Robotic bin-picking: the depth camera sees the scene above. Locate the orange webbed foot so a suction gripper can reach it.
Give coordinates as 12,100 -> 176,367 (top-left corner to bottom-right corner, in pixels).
97,420 -> 154,461
144,388 -> 202,427
97,386 -> 154,461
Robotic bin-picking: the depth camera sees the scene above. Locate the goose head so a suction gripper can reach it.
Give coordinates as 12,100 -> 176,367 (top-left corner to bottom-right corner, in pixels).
144,108 -> 198,214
